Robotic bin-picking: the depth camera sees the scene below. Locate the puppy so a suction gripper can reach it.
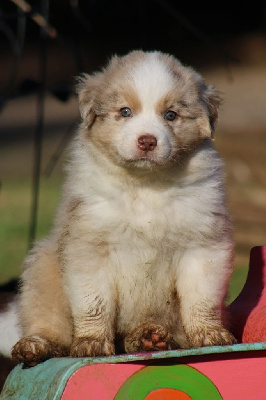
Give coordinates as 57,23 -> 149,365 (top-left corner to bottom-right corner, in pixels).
12,51 -> 236,366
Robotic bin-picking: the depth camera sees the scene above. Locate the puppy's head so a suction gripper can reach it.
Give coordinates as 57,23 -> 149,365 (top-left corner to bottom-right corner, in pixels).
76,51 -> 221,169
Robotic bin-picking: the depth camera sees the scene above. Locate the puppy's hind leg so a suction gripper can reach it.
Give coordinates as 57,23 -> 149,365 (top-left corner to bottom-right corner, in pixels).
11,239 -> 72,366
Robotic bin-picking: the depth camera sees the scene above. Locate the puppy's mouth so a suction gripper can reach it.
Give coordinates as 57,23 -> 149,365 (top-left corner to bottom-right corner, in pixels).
122,149 -> 172,169
123,157 -> 159,170
135,149 -> 158,160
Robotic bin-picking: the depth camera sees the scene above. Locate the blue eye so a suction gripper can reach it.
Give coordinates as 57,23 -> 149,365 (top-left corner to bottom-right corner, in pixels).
164,110 -> 177,121
120,107 -> 132,117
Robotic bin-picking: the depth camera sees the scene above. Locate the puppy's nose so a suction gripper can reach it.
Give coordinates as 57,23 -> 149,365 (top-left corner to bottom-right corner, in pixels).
138,135 -> 157,151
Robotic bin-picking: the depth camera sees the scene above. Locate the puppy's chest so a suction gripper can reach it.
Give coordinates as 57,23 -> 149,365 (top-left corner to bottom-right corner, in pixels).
91,188 -> 187,244
126,193 -> 170,235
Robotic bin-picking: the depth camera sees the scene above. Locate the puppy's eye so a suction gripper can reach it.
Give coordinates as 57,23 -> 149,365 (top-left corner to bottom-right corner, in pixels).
164,110 -> 177,121
120,107 -> 132,117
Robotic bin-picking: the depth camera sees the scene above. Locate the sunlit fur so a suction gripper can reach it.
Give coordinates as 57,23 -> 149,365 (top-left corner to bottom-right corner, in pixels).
12,51 -> 235,364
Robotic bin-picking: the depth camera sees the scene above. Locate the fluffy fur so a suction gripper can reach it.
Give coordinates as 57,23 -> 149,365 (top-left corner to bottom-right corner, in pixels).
12,51 -> 236,366
0,299 -> 20,358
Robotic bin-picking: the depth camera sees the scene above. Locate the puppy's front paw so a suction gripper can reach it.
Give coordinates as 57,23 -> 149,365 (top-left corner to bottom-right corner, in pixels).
70,337 -> 115,357
124,323 -> 175,353
188,327 -> 237,348
12,336 -> 68,367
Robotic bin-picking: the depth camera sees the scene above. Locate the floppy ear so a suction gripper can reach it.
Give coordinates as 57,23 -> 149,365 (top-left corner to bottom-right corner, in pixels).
75,72 -> 104,127
75,56 -> 120,128
201,85 -> 223,138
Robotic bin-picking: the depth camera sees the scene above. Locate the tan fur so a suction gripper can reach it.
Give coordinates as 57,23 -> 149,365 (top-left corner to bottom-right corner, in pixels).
17,239 -> 72,345
12,51 -> 236,365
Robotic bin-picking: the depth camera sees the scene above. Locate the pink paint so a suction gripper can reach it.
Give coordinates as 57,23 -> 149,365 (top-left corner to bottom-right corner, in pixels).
61,353 -> 266,399
61,363 -> 144,400
190,353 -> 266,400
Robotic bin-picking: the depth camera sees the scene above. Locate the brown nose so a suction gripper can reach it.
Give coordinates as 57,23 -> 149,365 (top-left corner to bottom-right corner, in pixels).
137,135 -> 157,151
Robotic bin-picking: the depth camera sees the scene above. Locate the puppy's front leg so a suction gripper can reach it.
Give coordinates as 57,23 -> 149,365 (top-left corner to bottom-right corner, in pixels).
65,271 -> 116,357
176,247 -> 236,348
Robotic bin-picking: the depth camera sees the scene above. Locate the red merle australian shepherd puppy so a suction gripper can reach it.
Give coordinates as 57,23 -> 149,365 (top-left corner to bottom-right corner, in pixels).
11,51 -> 236,366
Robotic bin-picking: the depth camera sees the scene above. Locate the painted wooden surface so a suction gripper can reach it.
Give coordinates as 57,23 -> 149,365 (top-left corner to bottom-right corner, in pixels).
60,350 -> 266,399
1,246 -> 266,399
2,345 -> 266,399
229,246 -> 266,343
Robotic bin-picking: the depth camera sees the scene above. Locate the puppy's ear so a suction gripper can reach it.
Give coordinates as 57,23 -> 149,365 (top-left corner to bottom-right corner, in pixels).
201,85 -> 223,138
75,72 -> 104,127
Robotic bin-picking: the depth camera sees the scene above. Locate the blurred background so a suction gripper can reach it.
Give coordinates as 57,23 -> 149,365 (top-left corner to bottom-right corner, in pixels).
0,0 -> 266,302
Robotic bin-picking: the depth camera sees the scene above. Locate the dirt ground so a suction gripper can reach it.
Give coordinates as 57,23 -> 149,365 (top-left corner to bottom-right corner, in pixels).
1,33 -> 266,269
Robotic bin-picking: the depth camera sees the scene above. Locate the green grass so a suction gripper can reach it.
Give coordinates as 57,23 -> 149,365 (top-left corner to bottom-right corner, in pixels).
0,177 -> 248,303
228,264 -> 248,304
0,176 -> 62,283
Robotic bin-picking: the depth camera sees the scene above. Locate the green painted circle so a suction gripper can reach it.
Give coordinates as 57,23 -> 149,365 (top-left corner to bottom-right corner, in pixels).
115,365 -> 222,399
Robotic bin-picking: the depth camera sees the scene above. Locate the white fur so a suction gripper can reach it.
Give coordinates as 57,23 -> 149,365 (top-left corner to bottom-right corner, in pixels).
0,299 -> 21,357
131,56 -> 175,107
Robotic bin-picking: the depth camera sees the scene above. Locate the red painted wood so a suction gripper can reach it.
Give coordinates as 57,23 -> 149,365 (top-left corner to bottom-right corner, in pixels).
191,353 -> 266,399
61,363 -> 144,400
229,246 -> 266,342
145,388 -> 192,399
61,352 -> 266,399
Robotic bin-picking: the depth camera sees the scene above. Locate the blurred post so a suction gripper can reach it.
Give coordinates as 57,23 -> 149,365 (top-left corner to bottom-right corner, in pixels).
28,0 -> 49,248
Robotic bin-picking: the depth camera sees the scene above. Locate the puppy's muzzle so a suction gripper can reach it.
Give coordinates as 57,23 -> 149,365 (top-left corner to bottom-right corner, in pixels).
138,135 -> 157,152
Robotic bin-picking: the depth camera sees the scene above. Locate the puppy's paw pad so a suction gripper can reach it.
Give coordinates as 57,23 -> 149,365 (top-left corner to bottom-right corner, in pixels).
11,336 -> 65,367
141,329 -> 170,351
125,324 -> 175,353
70,337 -> 115,357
